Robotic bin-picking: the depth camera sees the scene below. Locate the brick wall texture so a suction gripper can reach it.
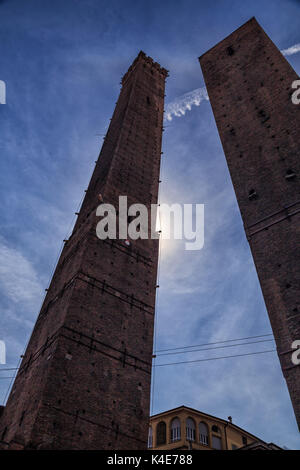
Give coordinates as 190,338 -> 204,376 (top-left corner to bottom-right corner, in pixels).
0,51 -> 168,449
200,18 -> 300,430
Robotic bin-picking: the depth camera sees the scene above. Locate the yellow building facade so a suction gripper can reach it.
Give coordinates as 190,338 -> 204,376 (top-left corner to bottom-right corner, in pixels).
149,406 -> 270,450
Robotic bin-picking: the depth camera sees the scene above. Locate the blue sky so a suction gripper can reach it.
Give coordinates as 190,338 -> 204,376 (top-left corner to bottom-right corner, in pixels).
0,0 -> 299,449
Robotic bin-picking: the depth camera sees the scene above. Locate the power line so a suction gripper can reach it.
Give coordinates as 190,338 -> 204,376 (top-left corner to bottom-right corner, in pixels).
154,333 -> 274,353
0,340 -> 276,372
0,348 -> 278,378
153,349 -> 277,367
0,339 -> 276,372
155,338 -> 275,357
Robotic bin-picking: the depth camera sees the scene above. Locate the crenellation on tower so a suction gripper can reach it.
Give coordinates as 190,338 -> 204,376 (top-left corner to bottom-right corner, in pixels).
121,51 -> 169,86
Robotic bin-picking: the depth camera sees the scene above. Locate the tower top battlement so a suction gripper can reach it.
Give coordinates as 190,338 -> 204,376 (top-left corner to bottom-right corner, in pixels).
121,50 -> 169,84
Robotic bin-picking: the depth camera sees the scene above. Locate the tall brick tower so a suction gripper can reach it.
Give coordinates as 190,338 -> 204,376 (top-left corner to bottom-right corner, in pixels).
199,18 -> 300,430
0,51 -> 168,449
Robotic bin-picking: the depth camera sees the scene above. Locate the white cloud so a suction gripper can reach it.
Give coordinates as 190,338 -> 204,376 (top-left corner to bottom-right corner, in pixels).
281,43 -> 300,56
0,238 -> 42,305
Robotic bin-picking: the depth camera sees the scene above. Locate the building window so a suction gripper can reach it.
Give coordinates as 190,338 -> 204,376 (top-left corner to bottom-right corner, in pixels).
212,424 -> 220,433
199,422 -> 209,446
156,421 -> 166,446
186,418 -> 196,442
212,435 -> 222,450
242,436 -> 247,446
171,418 -> 181,442
148,426 -> 153,448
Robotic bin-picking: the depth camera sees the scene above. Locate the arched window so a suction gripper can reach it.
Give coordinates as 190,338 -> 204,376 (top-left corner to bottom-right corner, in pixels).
148,426 -> 153,448
156,421 -> 166,446
199,422 -> 209,446
212,424 -> 220,433
171,418 -> 181,442
186,418 -> 196,442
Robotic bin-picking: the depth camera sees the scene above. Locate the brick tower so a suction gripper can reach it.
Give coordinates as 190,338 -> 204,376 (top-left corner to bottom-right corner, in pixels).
199,18 -> 300,430
0,51 -> 168,449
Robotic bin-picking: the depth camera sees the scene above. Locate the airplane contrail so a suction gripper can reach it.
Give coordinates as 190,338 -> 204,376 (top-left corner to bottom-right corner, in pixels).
281,43 -> 300,56
164,43 -> 300,122
164,87 -> 209,122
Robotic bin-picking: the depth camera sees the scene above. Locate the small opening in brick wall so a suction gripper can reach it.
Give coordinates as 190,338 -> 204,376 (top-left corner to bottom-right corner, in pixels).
286,283 -> 291,289
286,169 -> 296,180
248,189 -> 258,200
19,411 -> 25,426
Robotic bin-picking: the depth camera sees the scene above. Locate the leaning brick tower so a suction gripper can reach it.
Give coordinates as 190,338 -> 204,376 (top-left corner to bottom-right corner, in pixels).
199,18 -> 300,429
0,51 -> 168,449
